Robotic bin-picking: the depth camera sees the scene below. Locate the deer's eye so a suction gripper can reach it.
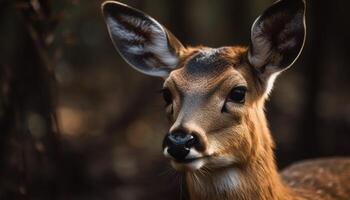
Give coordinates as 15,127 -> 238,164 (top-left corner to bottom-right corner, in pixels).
228,86 -> 247,104
162,88 -> 173,106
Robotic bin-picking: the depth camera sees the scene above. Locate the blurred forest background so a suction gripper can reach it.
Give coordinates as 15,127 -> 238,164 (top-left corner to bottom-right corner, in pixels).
1,0 -> 350,199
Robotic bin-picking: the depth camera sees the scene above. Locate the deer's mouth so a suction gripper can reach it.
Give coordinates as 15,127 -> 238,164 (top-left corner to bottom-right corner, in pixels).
176,157 -> 200,164
168,151 -> 239,171
163,146 -> 208,171
170,157 -> 207,171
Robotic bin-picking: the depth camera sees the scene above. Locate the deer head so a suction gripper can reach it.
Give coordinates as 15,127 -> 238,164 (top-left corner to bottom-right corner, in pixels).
102,0 -> 306,194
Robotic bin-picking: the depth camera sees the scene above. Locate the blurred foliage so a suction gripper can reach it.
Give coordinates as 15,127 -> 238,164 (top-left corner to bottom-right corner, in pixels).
0,0 -> 350,200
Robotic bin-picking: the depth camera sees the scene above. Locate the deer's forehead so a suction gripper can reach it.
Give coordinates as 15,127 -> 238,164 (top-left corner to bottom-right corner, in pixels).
184,48 -> 232,78
166,48 -> 246,93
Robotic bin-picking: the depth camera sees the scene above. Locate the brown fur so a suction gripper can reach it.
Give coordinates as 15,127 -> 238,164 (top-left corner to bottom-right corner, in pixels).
165,46 -> 350,200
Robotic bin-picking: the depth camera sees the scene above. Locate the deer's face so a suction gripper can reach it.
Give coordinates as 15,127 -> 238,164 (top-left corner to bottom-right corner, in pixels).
161,47 -> 259,170
102,0 -> 305,171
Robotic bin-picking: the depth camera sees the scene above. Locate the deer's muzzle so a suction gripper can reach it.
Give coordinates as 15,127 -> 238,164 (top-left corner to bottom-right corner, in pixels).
163,131 -> 203,162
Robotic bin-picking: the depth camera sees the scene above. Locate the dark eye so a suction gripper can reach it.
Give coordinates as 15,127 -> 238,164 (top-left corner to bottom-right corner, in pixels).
162,88 -> 173,106
227,86 -> 247,104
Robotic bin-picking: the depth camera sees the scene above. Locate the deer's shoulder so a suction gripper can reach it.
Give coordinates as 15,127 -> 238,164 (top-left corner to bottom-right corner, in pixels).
281,158 -> 350,200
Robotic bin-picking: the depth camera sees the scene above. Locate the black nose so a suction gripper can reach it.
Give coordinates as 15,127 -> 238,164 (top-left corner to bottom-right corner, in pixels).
163,132 -> 199,161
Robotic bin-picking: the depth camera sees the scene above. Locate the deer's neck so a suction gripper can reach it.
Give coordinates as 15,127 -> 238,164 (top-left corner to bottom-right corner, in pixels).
185,103 -> 295,200
186,152 -> 293,200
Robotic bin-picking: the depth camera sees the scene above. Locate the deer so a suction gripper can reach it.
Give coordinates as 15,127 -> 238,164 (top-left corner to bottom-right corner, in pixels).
101,0 -> 350,199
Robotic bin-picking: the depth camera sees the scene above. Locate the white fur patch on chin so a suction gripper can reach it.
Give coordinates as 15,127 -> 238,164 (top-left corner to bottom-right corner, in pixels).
171,159 -> 205,171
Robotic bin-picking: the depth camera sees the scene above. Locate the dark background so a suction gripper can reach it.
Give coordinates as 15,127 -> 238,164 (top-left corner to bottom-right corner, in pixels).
1,0 -> 349,199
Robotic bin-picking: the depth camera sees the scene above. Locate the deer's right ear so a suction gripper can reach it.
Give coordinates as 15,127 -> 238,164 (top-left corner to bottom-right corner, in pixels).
102,1 -> 184,77
248,0 -> 306,78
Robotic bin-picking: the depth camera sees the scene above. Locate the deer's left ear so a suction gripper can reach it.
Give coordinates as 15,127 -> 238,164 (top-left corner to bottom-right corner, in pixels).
248,0 -> 306,78
102,1 -> 184,77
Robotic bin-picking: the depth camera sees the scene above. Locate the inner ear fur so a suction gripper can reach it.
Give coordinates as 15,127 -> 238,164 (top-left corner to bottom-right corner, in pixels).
102,1 -> 184,77
248,0 -> 306,76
